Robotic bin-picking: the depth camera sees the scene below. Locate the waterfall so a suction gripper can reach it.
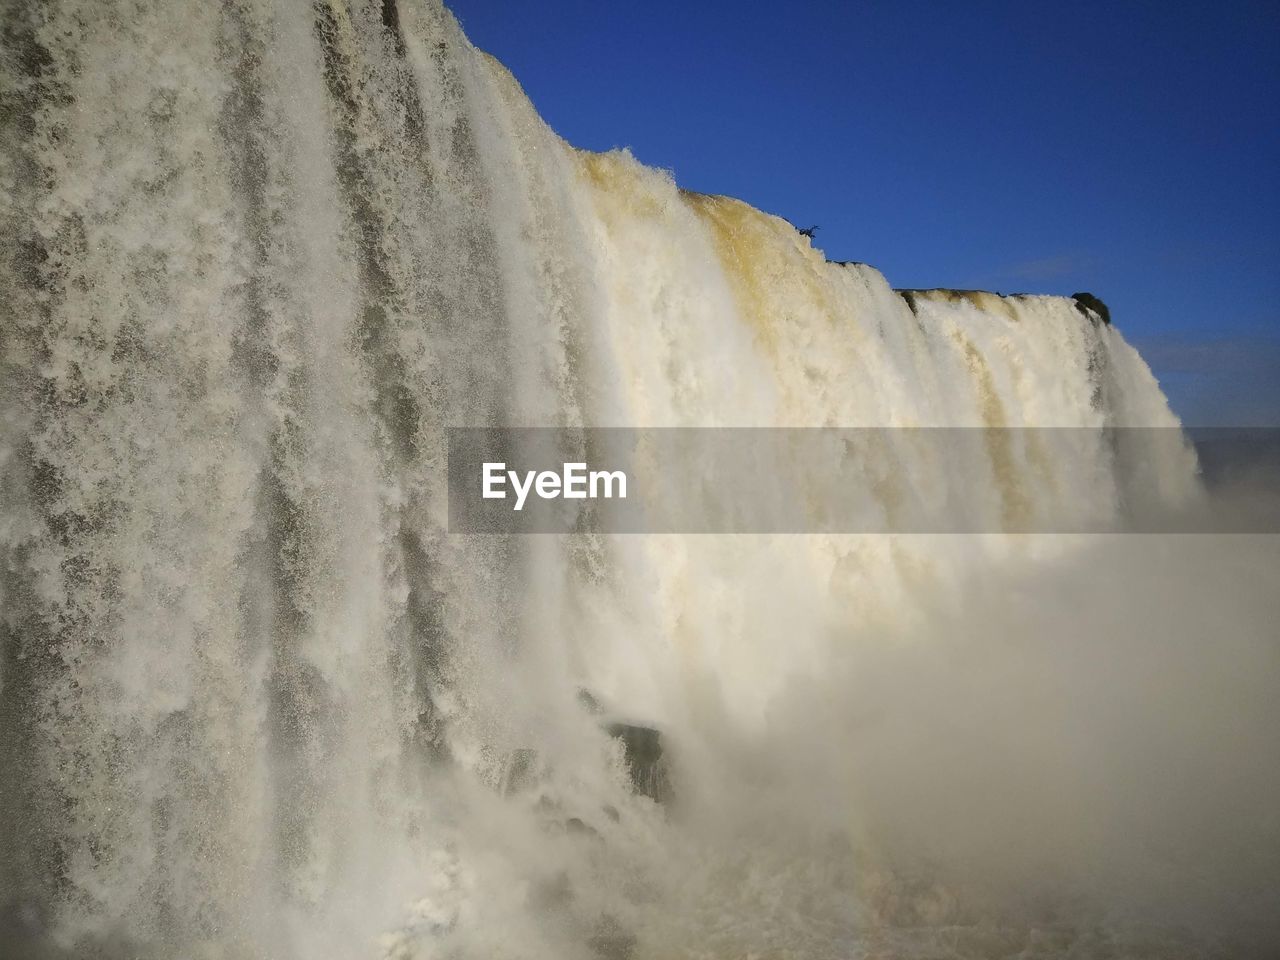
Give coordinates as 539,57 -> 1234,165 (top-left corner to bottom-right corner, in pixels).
3,2 -> 1276,959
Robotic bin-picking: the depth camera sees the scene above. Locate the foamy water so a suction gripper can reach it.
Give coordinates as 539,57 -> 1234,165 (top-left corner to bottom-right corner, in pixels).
2,2 -> 1276,958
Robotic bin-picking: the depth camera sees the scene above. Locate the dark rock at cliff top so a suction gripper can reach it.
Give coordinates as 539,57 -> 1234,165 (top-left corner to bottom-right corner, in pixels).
1071,291 -> 1111,325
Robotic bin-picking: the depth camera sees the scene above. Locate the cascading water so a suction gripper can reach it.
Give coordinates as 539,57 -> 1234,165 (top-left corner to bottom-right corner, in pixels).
2,2 -> 1277,958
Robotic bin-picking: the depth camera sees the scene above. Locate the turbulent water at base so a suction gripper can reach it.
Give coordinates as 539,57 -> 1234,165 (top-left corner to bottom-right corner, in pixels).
3,2 -> 1279,959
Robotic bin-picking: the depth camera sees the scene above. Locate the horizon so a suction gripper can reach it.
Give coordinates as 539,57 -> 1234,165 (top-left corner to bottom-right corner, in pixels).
449,0 -> 1280,426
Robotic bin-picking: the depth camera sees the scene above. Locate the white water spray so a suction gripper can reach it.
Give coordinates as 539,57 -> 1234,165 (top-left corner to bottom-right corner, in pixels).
2,2 -> 1276,958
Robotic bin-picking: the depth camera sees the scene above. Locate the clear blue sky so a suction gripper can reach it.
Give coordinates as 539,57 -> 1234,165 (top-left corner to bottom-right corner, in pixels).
447,0 -> 1280,425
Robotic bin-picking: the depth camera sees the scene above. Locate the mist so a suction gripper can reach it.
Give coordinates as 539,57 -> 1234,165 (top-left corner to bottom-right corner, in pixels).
367,525 -> 1280,960
701,533 -> 1280,957
2,1 -> 1276,957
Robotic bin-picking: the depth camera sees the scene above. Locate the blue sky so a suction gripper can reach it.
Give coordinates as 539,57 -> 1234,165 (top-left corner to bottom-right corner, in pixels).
448,0 -> 1279,425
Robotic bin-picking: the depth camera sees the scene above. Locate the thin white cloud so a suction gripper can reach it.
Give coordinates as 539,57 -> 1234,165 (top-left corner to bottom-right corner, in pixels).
1135,335 -> 1280,426
993,252 -> 1093,282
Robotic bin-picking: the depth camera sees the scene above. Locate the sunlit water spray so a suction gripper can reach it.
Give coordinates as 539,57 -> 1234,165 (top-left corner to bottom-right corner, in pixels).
2,2 -> 1277,958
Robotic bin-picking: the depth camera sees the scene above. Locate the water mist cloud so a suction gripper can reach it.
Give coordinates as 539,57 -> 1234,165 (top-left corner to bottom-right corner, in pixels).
705,532 -> 1280,957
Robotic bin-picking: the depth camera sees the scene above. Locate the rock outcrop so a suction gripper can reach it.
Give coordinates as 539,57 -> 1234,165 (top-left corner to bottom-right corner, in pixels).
1071,291 -> 1111,325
